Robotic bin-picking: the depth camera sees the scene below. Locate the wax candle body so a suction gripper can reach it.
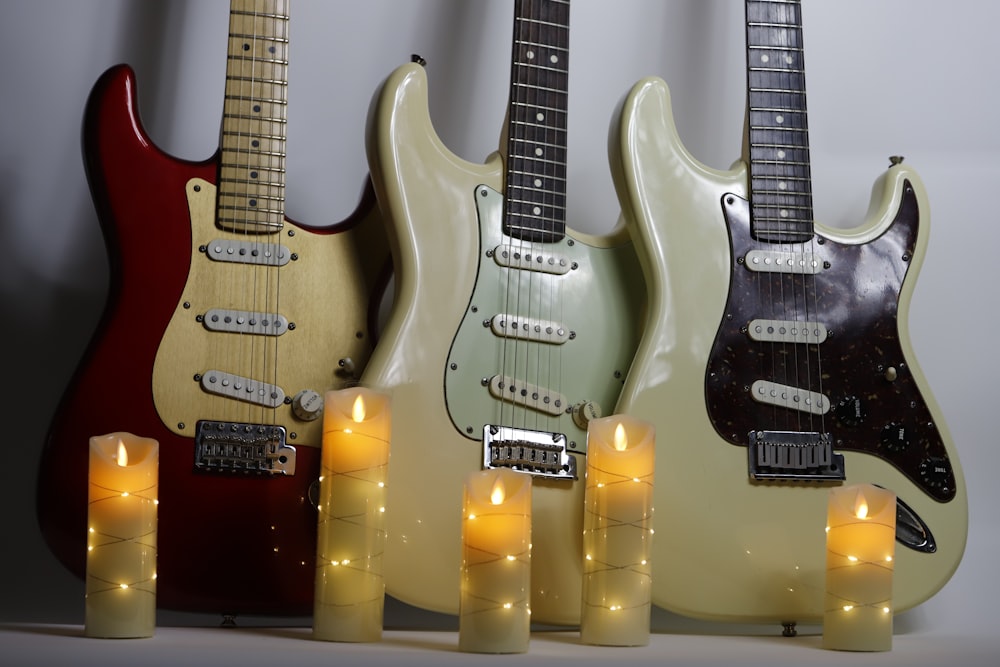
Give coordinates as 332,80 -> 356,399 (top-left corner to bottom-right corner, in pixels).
459,468 -> 531,654
823,483 -> 896,651
85,432 -> 158,639
580,415 -> 655,646
314,387 -> 391,642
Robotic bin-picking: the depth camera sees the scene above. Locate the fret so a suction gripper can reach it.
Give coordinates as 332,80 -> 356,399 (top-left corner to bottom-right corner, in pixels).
745,0 -> 813,243
504,0 -> 571,242
217,0 -> 290,234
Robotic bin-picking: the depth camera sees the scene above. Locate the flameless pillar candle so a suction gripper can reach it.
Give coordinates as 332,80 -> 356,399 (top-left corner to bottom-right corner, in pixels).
459,468 -> 531,654
823,483 -> 896,651
580,415 -> 655,646
314,387 -> 391,642
85,432 -> 158,639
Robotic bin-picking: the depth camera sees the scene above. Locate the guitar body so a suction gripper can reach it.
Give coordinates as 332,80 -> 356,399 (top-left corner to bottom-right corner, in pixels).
363,62 -> 644,624
37,64 -> 387,614
610,76 -> 967,623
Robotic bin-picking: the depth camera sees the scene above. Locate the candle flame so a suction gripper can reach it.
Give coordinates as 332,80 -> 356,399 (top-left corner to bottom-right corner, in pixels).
352,395 -> 366,423
613,423 -> 628,451
855,491 -> 869,519
116,440 -> 128,467
490,478 -> 506,505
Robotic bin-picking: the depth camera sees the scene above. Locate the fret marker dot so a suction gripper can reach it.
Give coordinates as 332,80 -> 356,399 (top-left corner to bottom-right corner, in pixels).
535,147 -> 543,156
250,171 -> 258,179
243,43 -> 250,51
526,50 -> 535,60
536,112 -> 544,121
776,115 -> 785,124
533,207 -> 542,215
269,46 -> 276,54
250,199 -> 258,207
252,139 -> 260,148
780,209 -> 789,218
785,54 -> 794,64
777,150 -> 786,159
779,182 -> 787,190
253,104 -> 261,113
550,54 -> 558,64
534,179 -> 542,187
761,54 -> 770,63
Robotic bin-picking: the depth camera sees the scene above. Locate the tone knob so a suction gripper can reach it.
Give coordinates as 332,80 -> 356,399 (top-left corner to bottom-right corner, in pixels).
291,389 -> 323,421
571,401 -> 602,430
919,456 -> 952,492
834,395 -> 866,427
880,422 -> 910,453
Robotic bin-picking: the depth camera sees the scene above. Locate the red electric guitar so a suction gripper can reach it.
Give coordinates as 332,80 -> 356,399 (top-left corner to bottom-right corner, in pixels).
37,0 -> 387,615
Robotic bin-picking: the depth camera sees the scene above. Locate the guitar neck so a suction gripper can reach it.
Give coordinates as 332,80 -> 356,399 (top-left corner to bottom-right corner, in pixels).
218,0 -> 290,234
745,0 -> 815,243
503,0 -> 571,244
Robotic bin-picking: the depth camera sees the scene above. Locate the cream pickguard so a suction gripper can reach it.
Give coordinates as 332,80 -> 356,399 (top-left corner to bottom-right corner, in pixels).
609,70 -> 967,624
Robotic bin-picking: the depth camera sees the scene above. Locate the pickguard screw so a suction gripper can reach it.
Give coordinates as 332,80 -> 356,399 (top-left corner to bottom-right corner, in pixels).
183,301 -> 191,309
450,363 -> 458,370
483,319 -> 491,327
726,196 -> 735,205
466,426 -> 474,434
481,378 -> 489,386
485,249 -> 494,258
471,305 -> 478,313
480,189 -> 488,197
288,322 -> 296,330
193,374 -> 202,382
288,230 -> 295,237
199,245 -> 208,253
178,422 -> 185,430
902,253 -> 911,262
614,370 -> 622,379
193,185 -> 201,192
196,314 -> 204,322
571,262 -> 579,270
823,261 -> 831,269
290,253 -> 299,261
284,396 -> 292,404
289,432 -> 297,440
569,331 -> 576,340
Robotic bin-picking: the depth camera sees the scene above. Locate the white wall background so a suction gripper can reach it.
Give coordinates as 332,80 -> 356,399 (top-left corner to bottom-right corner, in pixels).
1,0 -> 996,642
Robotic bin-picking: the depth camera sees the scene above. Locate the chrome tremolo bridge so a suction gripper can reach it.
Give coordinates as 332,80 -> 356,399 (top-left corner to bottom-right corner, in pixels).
194,420 -> 296,475
483,425 -> 576,480
748,430 -> 843,481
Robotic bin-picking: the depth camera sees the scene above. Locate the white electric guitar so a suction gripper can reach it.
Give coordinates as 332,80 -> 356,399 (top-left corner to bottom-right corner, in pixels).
362,0 -> 644,624
610,0 -> 966,627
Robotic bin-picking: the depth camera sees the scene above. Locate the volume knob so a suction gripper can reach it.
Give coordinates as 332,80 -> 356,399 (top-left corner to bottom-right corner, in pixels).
571,401 -> 602,430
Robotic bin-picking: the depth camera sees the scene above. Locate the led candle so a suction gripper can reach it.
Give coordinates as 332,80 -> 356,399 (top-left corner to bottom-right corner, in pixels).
459,468 -> 531,654
85,432 -> 158,639
823,483 -> 896,651
314,387 -> 391,642
580,415 -> 655,646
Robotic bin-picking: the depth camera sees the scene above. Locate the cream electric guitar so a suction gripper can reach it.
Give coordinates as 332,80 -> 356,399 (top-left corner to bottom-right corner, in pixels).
610,0 -> 966,625
363,0 -> 644,624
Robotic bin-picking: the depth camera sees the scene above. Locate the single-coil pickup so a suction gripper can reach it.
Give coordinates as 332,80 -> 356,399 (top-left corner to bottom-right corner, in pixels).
203,308 -> 289,336
206,238 -> 290,266
751,380 -> 829,415
745,249 -> 822,274
488,375 -> 565,417
200,370 -> 285,408
747,318 -> 827,345
492,244 -> 571,275
490,314 -> 569,344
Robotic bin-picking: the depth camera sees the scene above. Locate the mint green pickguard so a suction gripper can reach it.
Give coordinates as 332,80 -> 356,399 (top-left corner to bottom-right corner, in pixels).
444,185 -> 646,457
